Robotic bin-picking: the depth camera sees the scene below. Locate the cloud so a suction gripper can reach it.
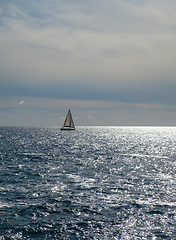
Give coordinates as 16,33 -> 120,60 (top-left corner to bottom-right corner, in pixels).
1,96 -> 176,126
87,116 -> 93,119
1,20 -> 176,88
1,2 -> 176,86
19,100 -> 24,105
0,0 -> 176,126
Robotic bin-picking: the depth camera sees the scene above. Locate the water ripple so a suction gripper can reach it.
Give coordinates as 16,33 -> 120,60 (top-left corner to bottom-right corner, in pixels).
0,127 -> 176,239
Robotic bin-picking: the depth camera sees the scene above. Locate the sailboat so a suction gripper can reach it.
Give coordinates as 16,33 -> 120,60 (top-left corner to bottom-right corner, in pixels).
60,109 -> 75,130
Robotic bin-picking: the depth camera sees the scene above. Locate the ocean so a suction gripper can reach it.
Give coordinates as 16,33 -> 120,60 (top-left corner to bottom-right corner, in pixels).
0,126 -> 176,239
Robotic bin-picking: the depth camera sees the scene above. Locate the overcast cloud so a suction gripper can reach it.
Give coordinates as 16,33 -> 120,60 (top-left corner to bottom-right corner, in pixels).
0,0 -> 176,126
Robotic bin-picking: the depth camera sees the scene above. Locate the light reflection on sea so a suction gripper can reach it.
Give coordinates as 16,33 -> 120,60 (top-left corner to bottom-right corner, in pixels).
0,126 -> 176,239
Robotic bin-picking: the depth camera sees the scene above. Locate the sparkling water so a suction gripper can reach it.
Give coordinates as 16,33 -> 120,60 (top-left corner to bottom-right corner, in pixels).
0,127 -> 176,239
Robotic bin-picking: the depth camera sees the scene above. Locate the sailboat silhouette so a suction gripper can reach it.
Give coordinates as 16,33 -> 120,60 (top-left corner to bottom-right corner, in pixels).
60,109 -> 75,130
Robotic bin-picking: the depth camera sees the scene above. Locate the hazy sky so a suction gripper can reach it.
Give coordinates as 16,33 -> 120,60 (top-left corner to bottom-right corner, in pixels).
0,0 -> 176,126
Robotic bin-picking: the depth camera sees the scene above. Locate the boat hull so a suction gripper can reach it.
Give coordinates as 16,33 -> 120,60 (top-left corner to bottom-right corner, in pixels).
60,127 -> 75,131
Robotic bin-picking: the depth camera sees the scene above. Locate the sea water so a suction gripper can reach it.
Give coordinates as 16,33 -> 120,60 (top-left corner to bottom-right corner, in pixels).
0,126 -> 176,239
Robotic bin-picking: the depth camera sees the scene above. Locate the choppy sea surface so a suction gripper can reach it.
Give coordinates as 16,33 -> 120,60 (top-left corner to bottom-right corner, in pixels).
0,126 -> 176,239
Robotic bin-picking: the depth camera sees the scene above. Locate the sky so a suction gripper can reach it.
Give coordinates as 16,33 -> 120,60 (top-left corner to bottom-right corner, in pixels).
0,0 -> 176,126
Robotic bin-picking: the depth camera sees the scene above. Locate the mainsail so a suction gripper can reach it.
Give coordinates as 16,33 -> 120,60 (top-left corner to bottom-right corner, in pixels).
61,109 -> 75,130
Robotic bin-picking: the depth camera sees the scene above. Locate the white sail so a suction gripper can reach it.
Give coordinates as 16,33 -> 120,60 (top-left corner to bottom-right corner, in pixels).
63,110 -> 71,127
61,109 -> 75,130
69,111 -> 75,128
